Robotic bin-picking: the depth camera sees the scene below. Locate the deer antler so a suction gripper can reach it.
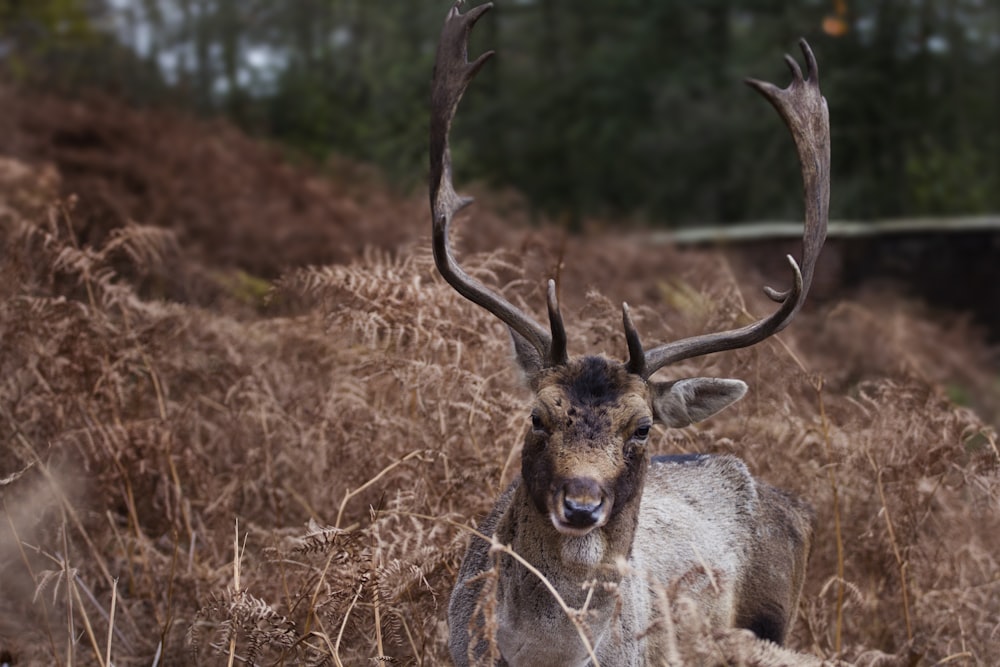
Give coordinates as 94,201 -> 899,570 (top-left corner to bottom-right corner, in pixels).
429,1 -> 568,367
628,40 -> 830,379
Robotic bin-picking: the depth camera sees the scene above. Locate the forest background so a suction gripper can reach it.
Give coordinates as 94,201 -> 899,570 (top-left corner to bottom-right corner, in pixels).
3,0 -> 1000,227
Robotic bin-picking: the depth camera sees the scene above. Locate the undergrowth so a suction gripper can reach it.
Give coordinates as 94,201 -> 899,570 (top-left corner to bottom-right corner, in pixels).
1,135 -> 998,665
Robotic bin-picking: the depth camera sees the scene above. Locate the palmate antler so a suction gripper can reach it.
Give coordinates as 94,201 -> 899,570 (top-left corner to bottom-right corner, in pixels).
626,40 -> 831,378
429,2 -> 830,379
429,1 -> 568,368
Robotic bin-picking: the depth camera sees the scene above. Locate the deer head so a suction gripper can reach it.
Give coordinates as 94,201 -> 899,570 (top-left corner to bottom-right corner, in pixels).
430,1 -> 829,539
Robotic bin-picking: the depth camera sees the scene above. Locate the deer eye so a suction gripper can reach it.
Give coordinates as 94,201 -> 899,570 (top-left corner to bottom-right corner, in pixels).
530,412 -> 546,433
632,423 -> 651,441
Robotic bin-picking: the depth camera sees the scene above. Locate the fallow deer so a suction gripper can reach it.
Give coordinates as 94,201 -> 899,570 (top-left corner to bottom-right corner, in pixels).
430,3 -> 830,665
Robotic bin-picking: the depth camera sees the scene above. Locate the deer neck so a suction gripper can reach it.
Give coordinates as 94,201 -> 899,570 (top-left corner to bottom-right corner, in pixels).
489,481 -> 647,666
503,471 -> 644,570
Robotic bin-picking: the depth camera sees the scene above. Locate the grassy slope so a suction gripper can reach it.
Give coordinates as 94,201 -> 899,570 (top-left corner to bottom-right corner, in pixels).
1,87 -> 998,665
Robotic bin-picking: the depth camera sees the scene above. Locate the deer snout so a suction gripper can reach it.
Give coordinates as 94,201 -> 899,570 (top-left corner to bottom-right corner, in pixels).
553,478 -> 609,535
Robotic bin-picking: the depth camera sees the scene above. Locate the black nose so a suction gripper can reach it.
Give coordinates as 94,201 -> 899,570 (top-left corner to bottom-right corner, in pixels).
563,495 -> 604,528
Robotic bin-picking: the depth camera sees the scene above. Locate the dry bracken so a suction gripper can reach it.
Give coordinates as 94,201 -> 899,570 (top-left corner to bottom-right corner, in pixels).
1,99 -> 998,665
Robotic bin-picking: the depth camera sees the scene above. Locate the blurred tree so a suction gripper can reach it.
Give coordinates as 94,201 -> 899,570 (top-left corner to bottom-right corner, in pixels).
1,0 -> 998,226
0,0 -> 97,79
0,0 -> 169,101
0,0 -> 96,49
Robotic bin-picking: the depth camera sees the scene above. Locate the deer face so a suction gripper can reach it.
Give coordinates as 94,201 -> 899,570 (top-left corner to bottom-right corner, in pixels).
521,355 -> 747,537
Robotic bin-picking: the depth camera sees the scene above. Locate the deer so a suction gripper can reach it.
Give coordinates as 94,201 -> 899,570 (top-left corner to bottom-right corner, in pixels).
430,2 -> 830,665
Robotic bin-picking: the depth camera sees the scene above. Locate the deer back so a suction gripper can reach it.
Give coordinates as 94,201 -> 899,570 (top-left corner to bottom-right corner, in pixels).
637,456 -> 815,646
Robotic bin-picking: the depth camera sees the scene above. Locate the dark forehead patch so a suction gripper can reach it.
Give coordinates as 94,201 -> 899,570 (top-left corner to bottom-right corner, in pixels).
562,356 -> 632,407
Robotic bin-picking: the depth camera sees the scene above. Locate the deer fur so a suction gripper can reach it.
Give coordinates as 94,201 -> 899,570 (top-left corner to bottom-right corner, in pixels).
448,355 -> 814,666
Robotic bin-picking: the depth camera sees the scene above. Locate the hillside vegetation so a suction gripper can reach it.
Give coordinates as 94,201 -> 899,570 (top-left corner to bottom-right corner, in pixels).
1,87 -> 998,665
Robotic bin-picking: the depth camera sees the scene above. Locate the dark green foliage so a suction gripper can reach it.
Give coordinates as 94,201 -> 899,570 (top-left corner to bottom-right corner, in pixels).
2,0 -> 1000,222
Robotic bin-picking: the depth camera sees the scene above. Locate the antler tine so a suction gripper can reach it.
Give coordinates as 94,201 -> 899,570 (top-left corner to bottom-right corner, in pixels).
622,303 -> 645,376
639,39 -> 830,379
546,280 -> 569,365
430,1 -> 566,366
748,40 -> 829,306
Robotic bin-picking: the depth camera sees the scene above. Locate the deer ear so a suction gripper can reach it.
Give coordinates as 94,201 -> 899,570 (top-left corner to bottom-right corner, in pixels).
509,327 -> 545,386
651,378 -> 748,428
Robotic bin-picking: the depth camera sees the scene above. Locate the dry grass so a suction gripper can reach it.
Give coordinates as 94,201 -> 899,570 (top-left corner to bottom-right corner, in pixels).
1,99 -> 998,665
